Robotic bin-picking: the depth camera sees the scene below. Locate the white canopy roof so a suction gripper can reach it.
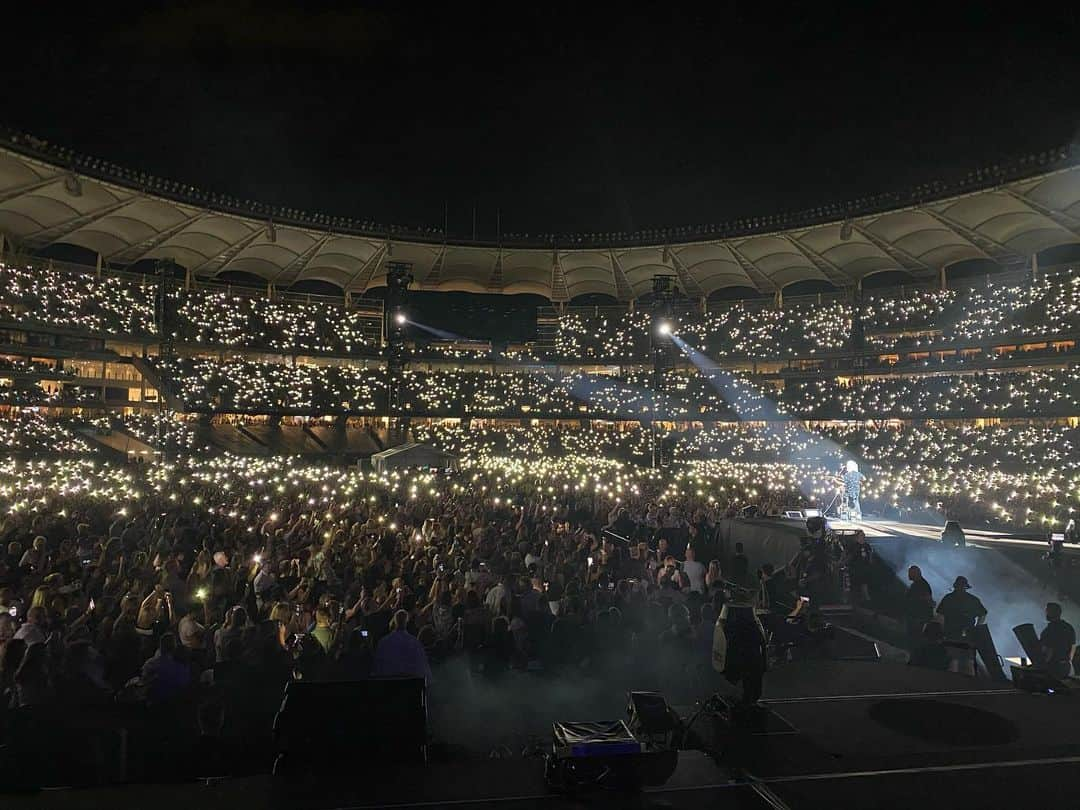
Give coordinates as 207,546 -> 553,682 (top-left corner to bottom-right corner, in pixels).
2,142 -> 1078,301
371,442 -> 460,473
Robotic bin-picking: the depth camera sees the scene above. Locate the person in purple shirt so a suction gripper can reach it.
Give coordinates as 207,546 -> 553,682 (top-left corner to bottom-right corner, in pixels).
373,610 -> 432,684
141,632 -> 191,704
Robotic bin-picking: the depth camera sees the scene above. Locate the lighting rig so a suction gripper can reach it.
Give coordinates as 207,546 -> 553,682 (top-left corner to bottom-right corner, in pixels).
650,274 -> 679,469
155,259 -> 179,461
385,261 -> 414,441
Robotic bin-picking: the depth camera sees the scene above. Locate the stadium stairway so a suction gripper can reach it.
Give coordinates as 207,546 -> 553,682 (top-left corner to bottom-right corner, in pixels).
302,424 -> 329,450
309,425 -> 383,457
76,425 -> 147,464
208,424 -> 270,455
130,356 -> 185,412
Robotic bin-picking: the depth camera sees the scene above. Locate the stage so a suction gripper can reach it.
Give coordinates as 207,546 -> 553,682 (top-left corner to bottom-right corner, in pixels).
10,661 -> 1080,810
829,517 -> 1071,554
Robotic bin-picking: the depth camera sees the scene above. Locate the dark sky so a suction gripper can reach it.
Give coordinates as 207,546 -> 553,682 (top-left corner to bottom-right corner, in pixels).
6,4 -> 1080,240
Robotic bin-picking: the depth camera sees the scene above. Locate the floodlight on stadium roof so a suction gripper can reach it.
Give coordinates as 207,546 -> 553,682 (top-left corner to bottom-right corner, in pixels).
0,128 -> 1078,303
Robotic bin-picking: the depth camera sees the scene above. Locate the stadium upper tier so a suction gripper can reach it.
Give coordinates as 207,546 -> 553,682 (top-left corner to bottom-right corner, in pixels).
0,260 -> 1077,363
2,132 -> 1080,299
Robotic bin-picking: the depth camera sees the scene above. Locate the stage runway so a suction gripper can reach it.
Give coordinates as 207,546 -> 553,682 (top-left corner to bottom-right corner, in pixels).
828,518 -> 1071,554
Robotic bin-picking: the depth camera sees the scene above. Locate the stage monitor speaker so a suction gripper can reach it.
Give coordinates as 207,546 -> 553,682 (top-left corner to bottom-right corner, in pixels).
969,624 -> 1007,681
1010,665 -> 1070,695
1012,623 -> 1043,666
273,678 -> 427,778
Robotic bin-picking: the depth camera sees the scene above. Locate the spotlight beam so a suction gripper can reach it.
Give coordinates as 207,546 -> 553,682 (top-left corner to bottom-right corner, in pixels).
670,334 -> 860,506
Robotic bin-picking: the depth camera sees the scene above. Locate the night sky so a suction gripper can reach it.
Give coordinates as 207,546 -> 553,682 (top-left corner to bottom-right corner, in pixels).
6,5 -> 1080,240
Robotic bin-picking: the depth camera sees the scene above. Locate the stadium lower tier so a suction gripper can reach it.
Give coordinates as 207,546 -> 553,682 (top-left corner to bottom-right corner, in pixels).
1,415 -> 1075,533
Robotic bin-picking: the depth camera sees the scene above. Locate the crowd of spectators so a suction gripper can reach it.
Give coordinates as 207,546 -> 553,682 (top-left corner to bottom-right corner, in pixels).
155,358 -> 383,413
0,263 -> 156,336
547,272 -> 1080,361
2,261 -> 1078,366
787,367 -> 1080,418
2,415 -> 1064,771
0,262 -> 380,354
407,419 -> 1079,531
0,383 -> 101,408
1,252 -> 1079,787
174,289 -> 379,354
0,445 -> 837,777
154,354 -> 1079,424
0,412 -> 93,456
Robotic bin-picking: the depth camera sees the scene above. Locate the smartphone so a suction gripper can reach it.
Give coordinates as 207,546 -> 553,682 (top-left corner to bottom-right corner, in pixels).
800,595 -> 811,604
361,630 -> 370,638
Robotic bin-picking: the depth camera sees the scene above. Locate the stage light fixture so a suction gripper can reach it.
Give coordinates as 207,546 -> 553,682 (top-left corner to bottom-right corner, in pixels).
395,312 -> 407,325
657,321 -> 672,336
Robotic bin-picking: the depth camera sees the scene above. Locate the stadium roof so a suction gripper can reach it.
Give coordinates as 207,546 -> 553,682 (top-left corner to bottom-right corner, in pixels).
1,132 -> 1079,301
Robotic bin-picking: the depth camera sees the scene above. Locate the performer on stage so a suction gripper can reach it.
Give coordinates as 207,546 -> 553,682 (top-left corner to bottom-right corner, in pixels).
842,460 -> 865,521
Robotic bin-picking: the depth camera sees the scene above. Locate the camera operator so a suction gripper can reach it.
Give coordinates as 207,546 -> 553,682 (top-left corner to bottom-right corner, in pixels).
1045,533 -> 1069,599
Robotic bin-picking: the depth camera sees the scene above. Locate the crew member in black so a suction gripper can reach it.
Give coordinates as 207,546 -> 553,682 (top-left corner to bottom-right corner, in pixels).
1040,602 -> 1076,679
935,576 -> 987,674
905,565 -> 934,644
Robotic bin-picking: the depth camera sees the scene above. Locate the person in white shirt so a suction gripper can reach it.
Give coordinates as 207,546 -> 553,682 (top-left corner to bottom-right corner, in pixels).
485,576 -> 509,616
681,546 -> 706,593
13,605 -> 47,646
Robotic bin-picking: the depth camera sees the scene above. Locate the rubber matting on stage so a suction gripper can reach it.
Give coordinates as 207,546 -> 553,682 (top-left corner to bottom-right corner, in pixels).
768,760 -> 1080,809
726,688 -> 1080,779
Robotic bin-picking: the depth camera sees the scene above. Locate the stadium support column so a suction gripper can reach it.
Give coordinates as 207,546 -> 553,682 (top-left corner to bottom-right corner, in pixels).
650,275 -> 678,469
155,259 -> 177,462
385,261 -> 414,445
